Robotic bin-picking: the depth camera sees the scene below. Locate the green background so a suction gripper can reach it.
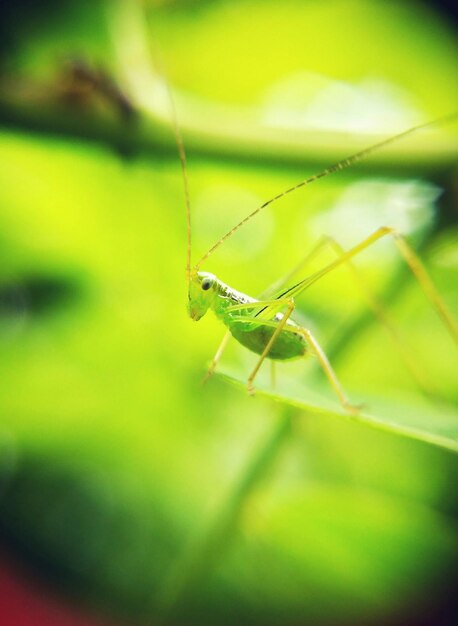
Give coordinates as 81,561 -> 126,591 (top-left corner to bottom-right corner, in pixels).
0,1 -> 457,624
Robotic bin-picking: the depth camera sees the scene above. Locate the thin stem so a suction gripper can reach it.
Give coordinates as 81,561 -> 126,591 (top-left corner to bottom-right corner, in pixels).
2,3 -> 457,172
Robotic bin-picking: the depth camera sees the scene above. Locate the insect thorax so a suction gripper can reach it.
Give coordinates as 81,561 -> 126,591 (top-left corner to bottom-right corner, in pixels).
211,279 -> 307,361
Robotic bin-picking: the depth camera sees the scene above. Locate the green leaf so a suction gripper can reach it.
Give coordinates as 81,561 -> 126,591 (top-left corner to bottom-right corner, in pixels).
218,372 -> 458,452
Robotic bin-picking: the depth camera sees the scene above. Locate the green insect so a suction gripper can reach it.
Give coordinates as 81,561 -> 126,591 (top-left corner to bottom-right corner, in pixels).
174,112 -> 458,413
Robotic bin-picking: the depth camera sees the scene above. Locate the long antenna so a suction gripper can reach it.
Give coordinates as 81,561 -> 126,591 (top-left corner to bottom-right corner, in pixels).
194,112 -> 458,271
164,79 -> 192,279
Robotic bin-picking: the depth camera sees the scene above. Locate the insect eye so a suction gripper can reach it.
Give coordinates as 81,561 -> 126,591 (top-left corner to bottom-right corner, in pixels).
201,279 -> 213,291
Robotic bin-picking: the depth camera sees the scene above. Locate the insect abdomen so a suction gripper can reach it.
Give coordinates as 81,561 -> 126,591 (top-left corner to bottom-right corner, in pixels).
229,320 -> 307,360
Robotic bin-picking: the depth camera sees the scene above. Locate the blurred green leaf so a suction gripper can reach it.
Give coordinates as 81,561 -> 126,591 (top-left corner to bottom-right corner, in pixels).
219,372 -> 458,452
0,1 -> 457,625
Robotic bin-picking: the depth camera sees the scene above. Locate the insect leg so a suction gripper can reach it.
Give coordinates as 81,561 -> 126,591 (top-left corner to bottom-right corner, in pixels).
282,226 -> 458,347
227,296 -> 362,407
388,229 -> 458,345
233,313 -> 361,413
203,302 -> 286,384
258,237 -> 330,299
316,235 -> 437,397
257,234 -> 436,395
202,331 -> 231,384
220,298 -> 299,393
202,298 -> 293,385
246,298 -> 295,396
299,327 -> 362,414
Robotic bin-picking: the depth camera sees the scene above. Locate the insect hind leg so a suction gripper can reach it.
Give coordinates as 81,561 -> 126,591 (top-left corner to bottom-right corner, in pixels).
336,227 -> 458,346
299,327 -> 362,414
239,314 -> 362,414
224,297 -> 362,413
315,234 -> 438,397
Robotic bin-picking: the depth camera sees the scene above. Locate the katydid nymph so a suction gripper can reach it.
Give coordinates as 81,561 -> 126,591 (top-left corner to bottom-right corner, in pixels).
174,111 -> 458,413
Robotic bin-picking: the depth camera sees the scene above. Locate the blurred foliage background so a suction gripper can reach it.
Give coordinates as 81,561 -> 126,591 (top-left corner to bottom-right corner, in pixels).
0,1 -> 458,625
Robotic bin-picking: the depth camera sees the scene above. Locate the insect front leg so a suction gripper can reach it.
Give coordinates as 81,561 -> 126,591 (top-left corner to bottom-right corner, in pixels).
202,330 -> 231,384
